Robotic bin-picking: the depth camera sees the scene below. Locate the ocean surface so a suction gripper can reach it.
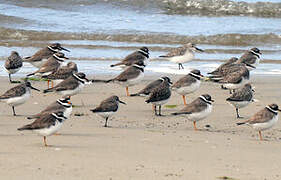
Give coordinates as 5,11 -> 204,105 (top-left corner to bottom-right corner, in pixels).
0,0 -> 281,76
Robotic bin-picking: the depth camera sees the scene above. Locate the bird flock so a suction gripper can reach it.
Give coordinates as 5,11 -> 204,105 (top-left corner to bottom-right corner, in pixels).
0,42 -> 279,147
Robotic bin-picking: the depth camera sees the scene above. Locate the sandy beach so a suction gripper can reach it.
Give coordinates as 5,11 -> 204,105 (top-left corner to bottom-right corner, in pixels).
0,74 -> 281,180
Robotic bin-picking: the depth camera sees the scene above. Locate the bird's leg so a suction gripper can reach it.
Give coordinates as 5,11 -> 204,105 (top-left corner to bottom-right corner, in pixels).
154,105 -> 158,116
44,136 -> 48,147
236,108 -> 242,118
51,81 -> 54,88
259,131 -> 263,141
126,87 -> 130,96
193,121 -> 198,131
9,74 -> 12,83
104,117 -> 108,127
12,106 -> 16,116
180,63 -> 184,69
152,104 -> 156,111
182,95 -> 187,105
229,89 -> 232,94
158,105 -> 162,116
47,80 -> 50,89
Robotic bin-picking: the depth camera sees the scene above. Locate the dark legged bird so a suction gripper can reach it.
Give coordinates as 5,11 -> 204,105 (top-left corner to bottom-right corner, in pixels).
27,97 -> 72,120
237,104 -> 280,141
171,69 -> 203,105
106,61 -> 145,96
43,72 -> 89,98
159,43 -> 204,70
90,96 -> 126,127
18,111 -> 67,147
4,51 -> 23,83
145,77 -> 172,116
226,83 -> 254,118
237,47 -> 262,71
172,94 -> 214,131
110,47 -> 149,68
0,81 -> 40,116
23,43 -> 70,68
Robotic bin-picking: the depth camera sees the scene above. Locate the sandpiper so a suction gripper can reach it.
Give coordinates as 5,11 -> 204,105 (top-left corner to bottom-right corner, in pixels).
4,51 -> 23,83
23,43 -> 70,68
171,69 -> 203,105
18,111 -> 67,146
0,81 -> 40,116
106,61 -> 145,96
226,83 -> 254,118
110,47 -> 149,68
237,47 -> 262,71
237,103 -> 280,141
172,94 -> 214,131
90,95 -> 126,127
145,77 -> 172,116
159,43 -> 204,70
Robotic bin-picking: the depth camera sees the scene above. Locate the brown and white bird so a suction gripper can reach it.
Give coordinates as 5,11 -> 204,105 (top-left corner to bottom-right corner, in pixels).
172,94 -> 214,131
4,51 -> 23,83
106,61 -> 145,96
27,97 -> 72,120
171,69 -> 203,105
0,81 -> 40,116
18,111 -> 67,147
43,72 -> 89,98
226,83 -> 254,118
208,57 -> 238,77
23,43 -> 70,68
159,43 -> 204,70
237,103 -> 280,141
145,77 -> 172,116
237,47 -> 262,71
90,96 -> 126,127
110,47 -> 149,68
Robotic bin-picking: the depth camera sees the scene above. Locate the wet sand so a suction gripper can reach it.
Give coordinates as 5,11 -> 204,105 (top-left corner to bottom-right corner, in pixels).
0,74 -> 281,180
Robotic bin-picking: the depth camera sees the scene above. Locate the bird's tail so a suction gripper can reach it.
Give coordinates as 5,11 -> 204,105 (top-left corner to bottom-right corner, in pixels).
22,56 -> 31,62
17,124 -> 32,131
26,73 -> 35,77
43,88 -> 54,93
236,122 -> 245,126
130,93 -> 140,97
91,79 -> 110,83
110,62 -> 123,67
159,55 -> 168,58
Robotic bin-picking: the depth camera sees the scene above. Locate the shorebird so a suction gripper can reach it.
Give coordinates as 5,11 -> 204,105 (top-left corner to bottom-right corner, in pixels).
172,94 -> 214,131
171,69 -> 203,105
226,83 -> 254,118
4,51 -> 23,83
0,81 -> 40,116
237,103 -> 280,141
23,43 -> 70,68
237,47 -> 262,71
43,72 -> 89,98
106,61 -> 145,96
42,62 -> 78,87
90,95 -> 126,127
159,43 -> 204,70
18,111 -> 67,147
145,77 -> 172,116
27,97 -> 72,120
208,57 -> 238,77
110,47 -> 149,68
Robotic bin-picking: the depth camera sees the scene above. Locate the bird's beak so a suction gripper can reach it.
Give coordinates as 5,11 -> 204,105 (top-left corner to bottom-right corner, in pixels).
30,86 -> 40,91
210,99 -> 214,102
63,115 -> 67,119
200,74 -> 204,77
64,57 -> 69,60
195,47 -> 204,52
278,109 -> 281,112
67,101 -> 72,105
252,89 -> 255,92
61,47 -> 70,52
119,100 -> 126,105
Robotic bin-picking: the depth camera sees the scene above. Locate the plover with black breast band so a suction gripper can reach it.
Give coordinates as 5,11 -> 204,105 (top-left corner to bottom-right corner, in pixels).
0,81 -> 40,116
4,51 -> 23,83
23,43 -> 70,68
237,103 -> 280,141
90,95 -> 126,127
237,47 -> 262,71
159,43 -> 204,70
171,69 -> 203,105
110,47 -> 149,68
172,94 -> 214,131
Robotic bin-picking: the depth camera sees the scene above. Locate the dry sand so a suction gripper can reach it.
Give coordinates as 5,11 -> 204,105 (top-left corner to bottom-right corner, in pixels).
0,74 -> 281,180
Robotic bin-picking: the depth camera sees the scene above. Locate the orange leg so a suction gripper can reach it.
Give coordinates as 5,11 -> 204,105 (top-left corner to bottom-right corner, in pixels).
152,105 -> 156,111
54,133 -> 61,136
126,86 -> 130,96
182,95 -> 187,105
193,121 -> 198,131
51,81 -> 54,88
44,136 -> 48,147
47,80 -> 50,89
259,131 -> 263,141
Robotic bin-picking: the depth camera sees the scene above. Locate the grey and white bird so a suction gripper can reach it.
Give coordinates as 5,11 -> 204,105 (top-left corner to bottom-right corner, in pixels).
171,69 -> 203,105
90,95 -> 126,127
237,47 -> 262,71
145,77 -> 172,116
208,57 -> 238,77
159,43 -> 204,70
226,83 -> 254,118
172,94 -> 214,131
4,51 -> 23,83
43,72 -> 89,98
110,47 -> 149,68
23,43 -> 70,68
27,97 -> 72,120
17,111 -> 67,147
237,103 -> 280,141
106,61 -> 145,96
0,81 -> 40,116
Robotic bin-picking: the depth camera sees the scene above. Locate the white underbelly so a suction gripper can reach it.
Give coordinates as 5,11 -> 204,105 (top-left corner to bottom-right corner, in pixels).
34,121 -> 63,136
169,53 -> 194,63
5,67 -> 21,74
186,104 -> 212,122
59,83 -> 84,97
250,115 -> 278,131
4,92 -> 30,106
96,112 -> 114,119
228,100 -> 251,109
151,98 -> 169,106
173,81 -> 201,95
64,107 -> 72,118
30,59 -> 48,68
120,72 -> 144,87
